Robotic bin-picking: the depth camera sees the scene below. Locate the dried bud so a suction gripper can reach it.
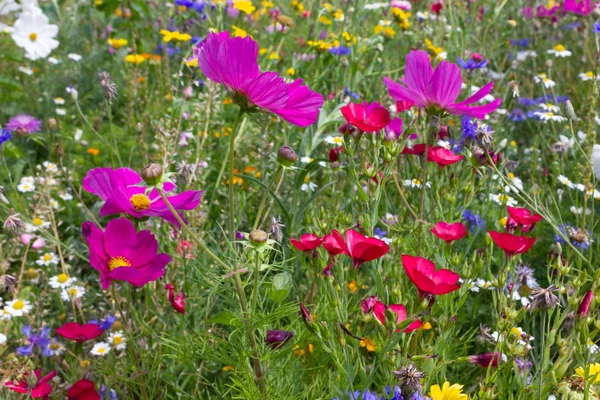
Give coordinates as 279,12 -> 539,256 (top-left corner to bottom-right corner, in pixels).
577,290 -> 593,317
529,284 -> 559,312
3,210 -> 24,234
249,229 -> 268,247
140,163 -> 163,185
276,15 -> 295,27
565,99 -> 577,120
277,145 -> 298,167
47,118 -> 57,130
392,363 -> 425,393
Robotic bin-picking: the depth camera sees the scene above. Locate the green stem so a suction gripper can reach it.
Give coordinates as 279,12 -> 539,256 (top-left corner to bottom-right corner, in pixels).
229,110 -> 245,246
538,311 -> 546,400
252,166 -> 282,231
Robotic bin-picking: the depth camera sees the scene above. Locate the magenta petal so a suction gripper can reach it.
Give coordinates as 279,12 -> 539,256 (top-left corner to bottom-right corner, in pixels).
426,61 -> 462,107
453,81 -> 494,107
242,71 -> 289,111
403,50 -> 433,98
383,77 -> 424,105
109,253 -> 170,286
275,79 -> 325,127
446,98 -> 502,120
128,230 -> 159,266
103,218 -> 137,258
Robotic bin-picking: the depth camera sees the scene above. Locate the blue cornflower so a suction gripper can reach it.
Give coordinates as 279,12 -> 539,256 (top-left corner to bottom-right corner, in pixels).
100,385 -> 119,400
0,128 -> 12,145
518,98 -> 537,107
463,209 -> 486,234
174,0 -> 193,6
329,46 -> 351,55
17,325 -> 53,357
343,87 -> 360,99
89,314 -> 117,331
555,224 -> 592,251
457,57 -> 488,70
510,39 -> 530,47
508,108 -> 527,122
461,116 -> 477,141
554,95 -> 569,103
374,227 -> 387,237
155,44 -> 180,56
592,22 -> 600,33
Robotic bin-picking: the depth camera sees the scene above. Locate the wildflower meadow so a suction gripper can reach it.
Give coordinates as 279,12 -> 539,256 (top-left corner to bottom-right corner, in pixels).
1,0 -> 600,398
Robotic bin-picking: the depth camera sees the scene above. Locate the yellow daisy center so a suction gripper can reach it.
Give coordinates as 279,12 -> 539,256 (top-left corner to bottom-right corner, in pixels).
13,300 -> 24,310
412,179 -> 421,185
33,218 -> 43,226
113,336 -> 123,345
57,273 -> 69,283
554,44 -> 565,52
545,112 -> 554,118
108,256 -> 131,271
130,194 -> 151,211
29,33 -> 37,41
587,71 -> 595,77
97,347 -> 106,354
67,288 -> 78,296
43,254 -> 52,262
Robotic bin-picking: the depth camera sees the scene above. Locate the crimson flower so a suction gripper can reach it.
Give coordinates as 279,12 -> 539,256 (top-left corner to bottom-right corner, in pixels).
488,231 -> 536,257
362,297 -> 422,333
427,146 -> 464,167
402,254 -> 461,297
401,144 -> 427,155
388,304 -> 423,333
300,303 -> 312,323
322,233 -> 345,256
166,283 -> 186,314
290,233 -> 324,252
577,290 -> 593,317
5,369 -> 56,399
430,221 -> 468,243
373,301 -> 386,325
67,379 -> 100,400
56,322 -> 103,343
507,206 -> 542,232
361,295 -> 380,314
332,229 -> 390,268
265,330 -> 294,349
340,102 -> 390,133
395,100 -> 414,112
468,352 -> 504,368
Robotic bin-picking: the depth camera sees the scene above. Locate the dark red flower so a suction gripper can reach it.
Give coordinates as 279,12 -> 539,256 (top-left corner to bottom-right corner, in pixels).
577,290 -> 593,317
329,147 -> 344,162
402,254 -> 461,296
360,295 -> 380,313
373,301 -> 386,325
430,221 -> 468,243
300,302 -> 312,323
290,233 -> 324,252
427,146 -> 464,167
166,283 -> 186,314
507,206 -> 542,232
401,143 -> 427,155
395,100 -> 414,112
468,352 -> 504,368
6,369 -> 56,399
265,329 -> 294,348
67,379 -> 100,400
340,102 -> 390,133
488,231 -> 536,257
331,229 -> 390,268
56,322 -> 103,343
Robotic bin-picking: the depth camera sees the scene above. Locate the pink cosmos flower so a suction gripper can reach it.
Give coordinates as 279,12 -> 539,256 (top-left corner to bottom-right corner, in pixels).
383,118 -> 403,141
195,32 -> 324,127
430,221 -> 468,243
82,218 -> 171,290
383,50 -> 501,119
563,0 -> 595,15
340,102 -> 390,133
6,114 -> 42,135
83,167 -> 202,228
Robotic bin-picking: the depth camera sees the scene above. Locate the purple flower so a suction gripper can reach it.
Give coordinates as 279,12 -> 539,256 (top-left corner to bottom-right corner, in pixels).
457,57 -> 488,70
82,218 -> 171,290
508,108 -> 527,122
265,329 -> 294,348
82,167 -> 202,228
88,314 -> 117,330
5,114 -> 42,135
0,128 -> 12,145
329,46 -> 351,55
463,209 -> 486,233
17,325 -> 53,357
383,118 -> 403,141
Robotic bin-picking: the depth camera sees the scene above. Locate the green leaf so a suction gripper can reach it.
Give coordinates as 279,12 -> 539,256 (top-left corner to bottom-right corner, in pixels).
268,272 -> 292,303
208,311 -> 241,327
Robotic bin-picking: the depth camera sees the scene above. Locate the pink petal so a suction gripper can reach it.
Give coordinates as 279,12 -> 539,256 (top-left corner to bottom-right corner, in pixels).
426,61 -> 462,107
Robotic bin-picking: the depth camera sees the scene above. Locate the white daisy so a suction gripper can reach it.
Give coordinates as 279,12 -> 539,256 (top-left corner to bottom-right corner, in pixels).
538,103 -> 560,113
300,181 -> 317,192
47,56 -> 60,64
489,193 -> 518,207
67,53 -> 81,61
4,299 -> 32,317
324,136 -> 344,146
36,252 -> 59,266
504,173 -> 524,193
579,71 -> 598,81
47,338 -> 65,355
17,182 -> 35,192
42,161 -> 59,173
18,66 -> 33,75
55,108 -> 66,116
61,285 -> 85,302
49,273 -> 75,289
0,333 -> 6,344
58,191 -> 73,201
299,156 -> 313,164
534,112 -> 566,122
547,44 -> 571,58
557,175 -> 575,189
534,73 -> 555,88
10,9 -> 59,60
403,178 -> 431,189
108,331 -> 127,350
0,307 -> 11,321
90,342 -> 111,356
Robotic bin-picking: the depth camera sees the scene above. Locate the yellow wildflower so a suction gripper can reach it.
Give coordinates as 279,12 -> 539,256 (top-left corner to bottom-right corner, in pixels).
232,25 -> 249,38
286,67 -> 295,76
108,38 -> 128,49
360,338 -> 376,352
319,15 -> 332,25
429,382 -> 468,400
234,0 -> 255,14
125,54 -> 145,64
576,363 -> 600,383
159,29 -> 191,42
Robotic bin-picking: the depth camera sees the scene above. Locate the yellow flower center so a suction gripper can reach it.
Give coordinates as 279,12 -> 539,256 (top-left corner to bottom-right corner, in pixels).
545,112 -> 554,118
29,33 -> 37,41
333,137 -> 343,144
413,179 -> 421,185
57,273 -> 69,283
67,288 -> 78,296
130,194 -> 151,211
113,336 -> 123,345
554,44 -> 565,52
33,218 -> 43,226
50,343 -> 60,350
97,347 -> 106,354
13,300 -> 24,310
587,71 -> 595,77
43,254 -> 52,262
108,256 -> 131,271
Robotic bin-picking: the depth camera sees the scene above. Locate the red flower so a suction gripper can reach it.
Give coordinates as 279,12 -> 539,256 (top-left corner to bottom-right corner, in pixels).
401,143 -> 427,155
430,221 -> 468,243
6,369 -> 56,399
427,146 -> 464,167
577,290 -> 593,317
300,302 -> 312,323
395,100 -> 414,112
402,254 -> 461,296
67,379 -> 100,400
507,206 -> 542,232
468,352 -> 504,368
488,231 -> 536,257
329,147 -> 344,162
166,283 -> 186,314
332,229 -> 390,268
340,102 -> 390,133
322,233 -> 345,256
56,322 -> 103,343
289,233 -> 324,252
360,295 -> 380,313
388,304 -> 423,333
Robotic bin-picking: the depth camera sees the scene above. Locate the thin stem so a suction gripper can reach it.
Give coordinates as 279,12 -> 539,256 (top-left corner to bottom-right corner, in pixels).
15,243 -> 31,296
229,110 -> 245,246
538,311 -> 546,400
252,166 -> 282,231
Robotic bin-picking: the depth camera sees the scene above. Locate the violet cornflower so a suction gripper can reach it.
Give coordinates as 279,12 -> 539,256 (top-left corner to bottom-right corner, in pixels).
5,114 -> 42,135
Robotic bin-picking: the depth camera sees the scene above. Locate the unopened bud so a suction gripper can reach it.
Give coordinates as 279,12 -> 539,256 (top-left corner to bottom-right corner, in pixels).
47,118 -> 57,130
249,229 -> 268,247
140,163 -> 163,185
565,100 -> 577,120
277,146 -> 297,167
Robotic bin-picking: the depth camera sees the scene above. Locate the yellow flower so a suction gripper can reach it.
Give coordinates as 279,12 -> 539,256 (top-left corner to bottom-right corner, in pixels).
319,15 -> 332,25
232,25 -> 249,38
125,54 -> 145,64
499,217 -> 507,227
391,8 -> 411,29
290,0 -> 304,12
88,148 -> 100,156
286,67 -> 295,76
234,0 -> 255,14
576,363 -> 600,383
382,26 -> 396,38
222,365 -> 235,371
108,38 -> 128,49
348,280 -> 357,293
429,382 -> 468,400
268,52 -> 280,60
360,338 -> 376,352
425,39 -> 444,57
422,322 -> 432,330
159,29 -> 191,42
186,58 -> 198,67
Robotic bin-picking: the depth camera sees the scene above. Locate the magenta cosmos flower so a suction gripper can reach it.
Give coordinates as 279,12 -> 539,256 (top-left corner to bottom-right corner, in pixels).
82,218 -> 171,289
195,32 -> 324,127
83,167 -> 202,228
383,50 -> 501,119
6,114 -> 42,135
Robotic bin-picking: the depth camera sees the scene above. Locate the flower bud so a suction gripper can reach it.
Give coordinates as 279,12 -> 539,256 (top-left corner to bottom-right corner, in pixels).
565,100 -> 577,120
140,163 -> 163,185
47,118 -> 57,130
300,302 -> 312,323
577,290 -> 593,317
265,329 -> 294,349
277,145 -> 297,167
249,229 -> 268,247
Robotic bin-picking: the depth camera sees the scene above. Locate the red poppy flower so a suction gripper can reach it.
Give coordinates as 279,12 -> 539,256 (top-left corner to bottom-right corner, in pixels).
340,102 -> 390,133
507,206 -> 542,232
332,229 -> 390,268
427,146 -> 464,167
488,231 -> 536,257
401,143 -> 427,155
322,233 -> 345,256
402,254 -> 461,296
6,369 -> 56,399
166,283 -> 185,314
430,221 -> 468,243
67,379 -> 100,400
56,322 -> 103,343
289,233 -> 324,252
388,304 -> 423,333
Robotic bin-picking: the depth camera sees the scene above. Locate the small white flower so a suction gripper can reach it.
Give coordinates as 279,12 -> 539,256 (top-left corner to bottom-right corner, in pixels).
579,71 -> 598,81
0,333 -> 6,344
58,191 -> 73,201
49,273 -> 75,289
489,193 -> 518,207
4,299 -> 32,317
437,140 -> 451,149
300,181 -> 318,192
557,175 -> 575,189
47,339 -> 65,355
299,156 -> 313,164
47,56 -> 60,64
403,178 -> 431,189
61,285 -> 85,301
534,111 -> 566,122
36,252 -> 59,266
55,108 -> 66,116
547,44 -> 571,58
534,73 -> 555,88
324,136 -> 344,146
74,129 -> 83,141
42,161 -> 59,173
17,182 -> 35,192
18,66 -> 33,75
557,134 -> 574,149
67,53 -> 81,61
91,342 -> 111,356
53,97 -> 65,105
1,307 -> 11,321
108,331 -> 127,350
538,103 -> 559,113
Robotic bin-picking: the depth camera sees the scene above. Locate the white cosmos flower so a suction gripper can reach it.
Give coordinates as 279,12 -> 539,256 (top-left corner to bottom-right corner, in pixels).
10,10 -> 59,60
0,0 -> 19,14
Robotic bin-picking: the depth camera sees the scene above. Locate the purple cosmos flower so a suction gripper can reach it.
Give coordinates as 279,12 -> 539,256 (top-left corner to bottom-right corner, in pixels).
194,32 -> 324,127
82,218 -> 171,290
82,167 -> 202,228
5,114 -> 42,135
383,50 -> 501,119
383,118 -> 403,141
17,325 -> 53,357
